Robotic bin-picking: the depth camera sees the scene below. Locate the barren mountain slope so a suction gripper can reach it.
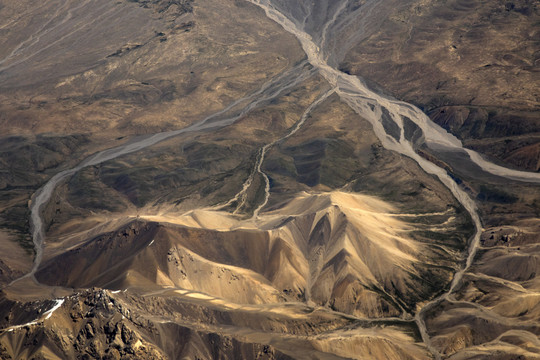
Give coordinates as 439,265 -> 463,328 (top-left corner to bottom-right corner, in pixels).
0,0 -> 304,269
341,0 -> 540,171
1,74 -> 472,357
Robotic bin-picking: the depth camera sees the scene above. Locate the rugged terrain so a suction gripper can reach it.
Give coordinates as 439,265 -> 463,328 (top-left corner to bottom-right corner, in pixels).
341,0 -> 540,171
0,0 -> 539,359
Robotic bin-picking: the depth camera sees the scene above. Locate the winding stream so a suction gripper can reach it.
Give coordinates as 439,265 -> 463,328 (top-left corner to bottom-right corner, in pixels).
229,88 -> 335,217
14,59 -> 313,284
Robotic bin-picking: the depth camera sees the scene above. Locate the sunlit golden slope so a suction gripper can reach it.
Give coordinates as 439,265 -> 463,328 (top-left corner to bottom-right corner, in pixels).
36,191 -> 454,318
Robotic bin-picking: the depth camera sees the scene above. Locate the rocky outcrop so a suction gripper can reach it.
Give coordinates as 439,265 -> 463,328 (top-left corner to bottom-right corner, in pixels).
0,289 -> 295,359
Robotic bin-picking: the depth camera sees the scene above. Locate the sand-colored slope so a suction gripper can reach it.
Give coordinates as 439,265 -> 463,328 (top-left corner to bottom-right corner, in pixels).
264,191 -> 424,316
36,191 -> 457,319
421,211 -> 540,358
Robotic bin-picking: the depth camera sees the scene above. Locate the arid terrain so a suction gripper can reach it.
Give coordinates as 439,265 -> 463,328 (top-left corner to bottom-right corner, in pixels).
0,0 -> 539,359
341,0 -> 540,172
